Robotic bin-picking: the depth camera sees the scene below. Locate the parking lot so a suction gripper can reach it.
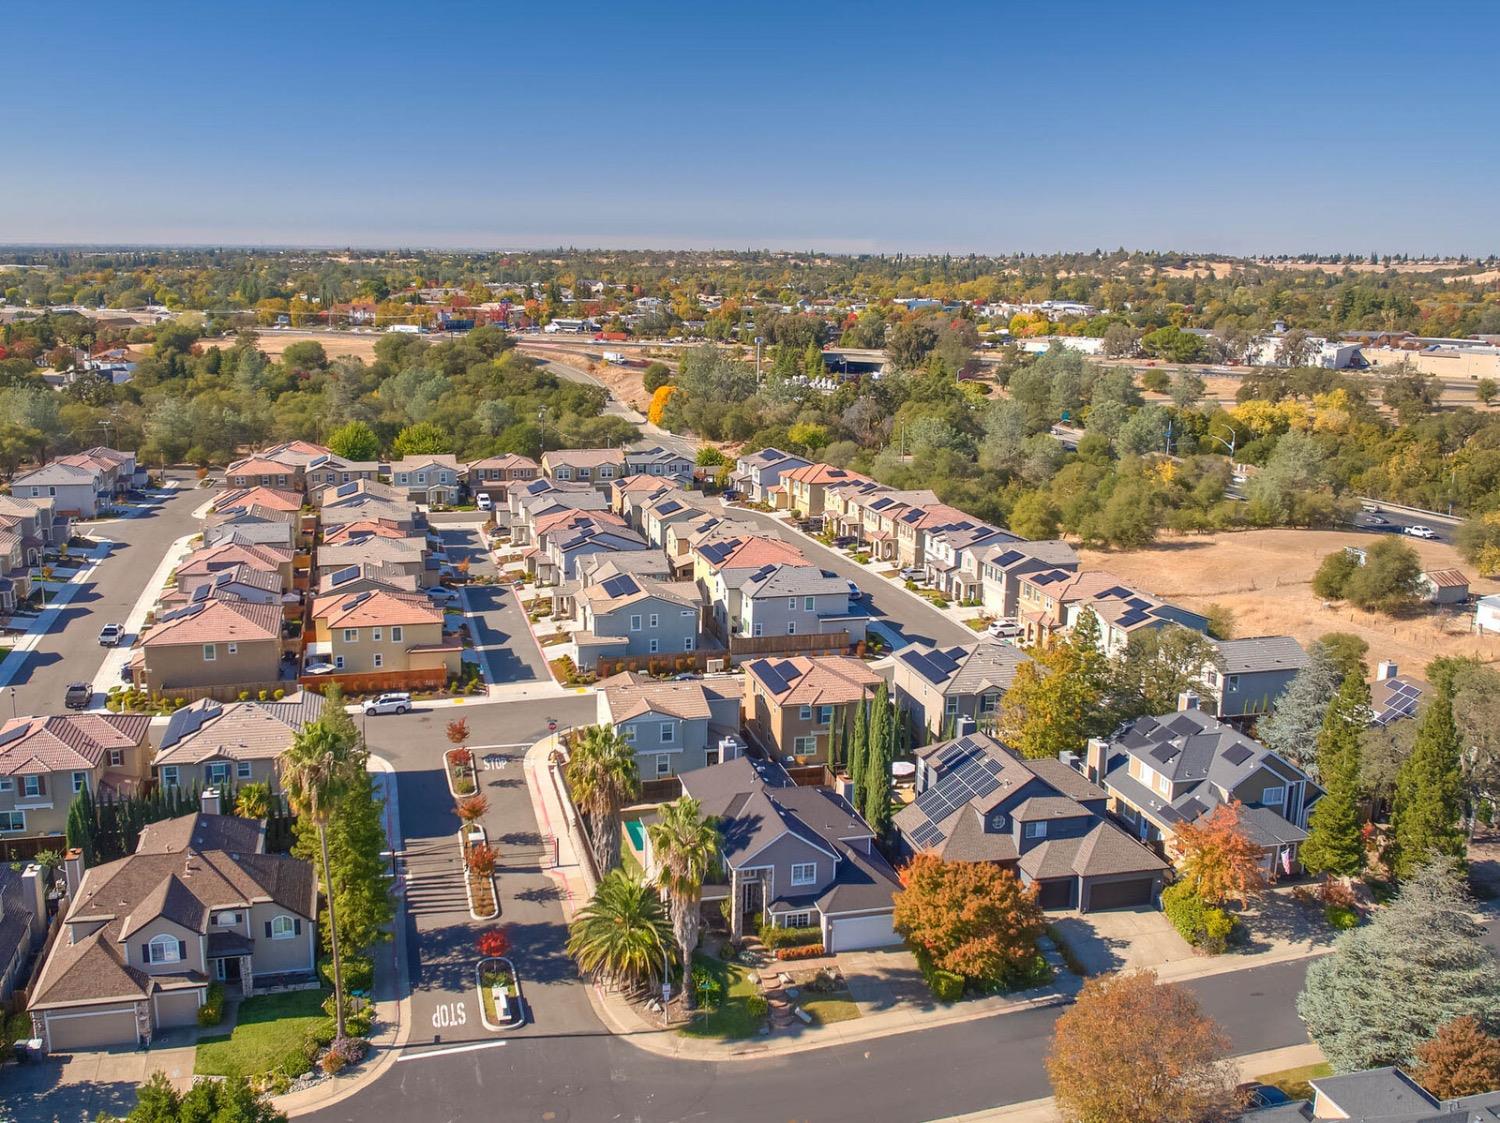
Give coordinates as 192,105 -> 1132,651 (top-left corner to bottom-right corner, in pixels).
0,476 -> 208,715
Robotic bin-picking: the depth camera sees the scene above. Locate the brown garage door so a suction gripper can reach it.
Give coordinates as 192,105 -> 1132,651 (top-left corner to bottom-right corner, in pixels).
1036,879 -> 1075,910
1086,878 -> 1154,911
154,990 -> 203,1028
45,1006 -> 139,1051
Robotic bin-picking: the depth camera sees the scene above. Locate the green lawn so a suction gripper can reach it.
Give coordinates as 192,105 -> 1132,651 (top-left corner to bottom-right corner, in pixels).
801,992 -> 860,1025
1257,1061 -> 1332,1101
680,953 -> 762,1040
195,989 -> 329,1079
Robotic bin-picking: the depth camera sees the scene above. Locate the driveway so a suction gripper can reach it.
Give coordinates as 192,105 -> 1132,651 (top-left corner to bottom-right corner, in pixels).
1048,905 -> 1193,975
0,475 -> 208,713
6,1029 -> 197,1123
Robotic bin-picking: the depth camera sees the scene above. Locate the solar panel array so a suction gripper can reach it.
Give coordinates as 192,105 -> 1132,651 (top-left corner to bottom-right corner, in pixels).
329,565 -> 361,588
334,482 -> 359,499
1222,742 -> 1253,766
600,574 -> 639,599
900,645 -> 963,686
1372,679 -> 1422,727
753,659 -> 799,695
906,738 -> 1007,849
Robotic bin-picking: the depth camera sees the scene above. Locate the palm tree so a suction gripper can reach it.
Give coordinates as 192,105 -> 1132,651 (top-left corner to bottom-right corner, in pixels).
565,724 -> 640,874
234,782 -> 272,820
567,869 -> 674,991
647,796 -> 718,1009
281,713 -> 365,1039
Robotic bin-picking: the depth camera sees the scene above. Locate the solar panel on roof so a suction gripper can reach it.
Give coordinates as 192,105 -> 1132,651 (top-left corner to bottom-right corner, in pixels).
600,574 -> 638,599
189,583 -> 213,604
308,454 -> 329,469
1222,743 -> 1253,765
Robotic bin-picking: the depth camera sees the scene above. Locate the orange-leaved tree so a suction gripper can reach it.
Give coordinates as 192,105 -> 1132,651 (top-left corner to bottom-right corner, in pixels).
647,385 -> 676,426
891,854 -> 1044,987
1412,1016 -> 1500,1100
1171,801 -> 1266,907
457,794 -> 490,824
1047,969 -> 1234,1123
446,717 -> 470,747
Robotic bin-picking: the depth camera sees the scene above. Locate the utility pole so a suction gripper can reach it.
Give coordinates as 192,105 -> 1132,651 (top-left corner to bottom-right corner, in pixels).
754,337 -> 764,384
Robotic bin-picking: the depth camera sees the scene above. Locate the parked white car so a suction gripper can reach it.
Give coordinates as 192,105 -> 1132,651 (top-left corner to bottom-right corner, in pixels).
986,620 -> 1020,639
475,493 -> 493,511
1403,524 -> 1437,539
363,692 -> 412,715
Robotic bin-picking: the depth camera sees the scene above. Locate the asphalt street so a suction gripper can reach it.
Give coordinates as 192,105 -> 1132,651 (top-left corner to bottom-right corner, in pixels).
429,522 -> 553,686
1,475 -> 206,716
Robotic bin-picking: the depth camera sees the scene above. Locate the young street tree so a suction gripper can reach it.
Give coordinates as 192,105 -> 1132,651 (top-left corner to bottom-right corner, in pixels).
1412,1016 -> 1500,1100
1298,860 -> 1500,1071
566,724 -> 641,874
1300,674 -> 1368,879
1392,686 -> 1467,879
1170,801 -> 1266,907
1047,969 -> 1235,1123
892,854 -> 1045,988
647,796 -> 718,1008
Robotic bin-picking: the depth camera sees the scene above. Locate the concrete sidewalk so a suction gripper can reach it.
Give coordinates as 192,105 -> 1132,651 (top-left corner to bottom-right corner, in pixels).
276,754 -> 413,1118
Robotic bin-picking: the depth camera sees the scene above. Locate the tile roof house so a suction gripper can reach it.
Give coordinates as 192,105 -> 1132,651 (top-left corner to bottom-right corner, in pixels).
894,503 -> 986,570
314,562 -> 419,598
594,672 -> 741,778
977,540 -> 1079,621
153,692 -> 326,793
0,493 -> 68,551
133,600 -> 286,696
212,486 -> 303,515
1202,635 -> 1308,723
320,518 -> 410,545
640,491 -> 707,548
28,809 -> 318,1051
0,863 -> 48,1003
160,563 -> 288,609
892,642 -> 1033,740
895,733 -> 1167,912
623,444 -> 694,481
171,542 -> 294,596
0,714 -> 153,843
736,564 -> 865,647
780,463 -> 871,518
1083,699 -> 1321,877
507,480 -> 609,545
308,589 -> 459,680
678,756 -> 904,952
388,454 -> 462,505
923,522 -> 1019,602
1017,569 -> 1209,656
529,510 -> 649,586
664,514 -> 763,576
693,535 -> 811,633
466,454 -> 539,502
224,454 -> 306,493
742,655 -> 882,763
10,461 -> 110,518
302,451 -> 381,493
201,510 -> 299,551
541,449 -> 626,490
314,537 -> 432,583
609,474 -> 679,529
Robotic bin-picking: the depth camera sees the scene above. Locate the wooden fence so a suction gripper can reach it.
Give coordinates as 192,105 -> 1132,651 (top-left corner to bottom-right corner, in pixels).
298,667 -> 452,695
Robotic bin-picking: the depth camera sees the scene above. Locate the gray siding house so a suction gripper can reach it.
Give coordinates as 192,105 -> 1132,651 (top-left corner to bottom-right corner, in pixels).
574,574 -> 703,668
1203,635 -> 1308,724
594,673 -> 740,778
892,642 -> 1032,739
737,565 -> 866,643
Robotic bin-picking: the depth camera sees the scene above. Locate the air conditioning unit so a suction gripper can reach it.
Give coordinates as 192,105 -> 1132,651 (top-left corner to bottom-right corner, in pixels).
718,735 -> 742,762
706,658 -> 727,673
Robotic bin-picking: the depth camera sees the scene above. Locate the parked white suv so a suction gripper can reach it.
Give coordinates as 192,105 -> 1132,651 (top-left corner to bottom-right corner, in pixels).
475,493 -> 493,511
363,692 -> 412,716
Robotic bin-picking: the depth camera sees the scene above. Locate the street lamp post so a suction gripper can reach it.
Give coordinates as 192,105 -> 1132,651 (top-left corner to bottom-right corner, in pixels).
537,408 -> 549,460
1207,426 -> 1237,461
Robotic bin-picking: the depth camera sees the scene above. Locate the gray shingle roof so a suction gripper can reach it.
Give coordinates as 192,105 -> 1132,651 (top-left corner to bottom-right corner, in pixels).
1212,635 -> 1309,675
896,642 -> 1032,696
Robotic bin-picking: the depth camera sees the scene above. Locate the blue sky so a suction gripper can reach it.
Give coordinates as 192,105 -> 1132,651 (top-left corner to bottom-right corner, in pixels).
3,1 -> 1498,255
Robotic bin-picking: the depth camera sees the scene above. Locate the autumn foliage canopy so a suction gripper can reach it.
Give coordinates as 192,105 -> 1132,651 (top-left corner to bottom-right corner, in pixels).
1171,801 -> 1266,907
891,854 -> 1045,986
476,927 -> 513,959
1413,1016 -> 1500,1100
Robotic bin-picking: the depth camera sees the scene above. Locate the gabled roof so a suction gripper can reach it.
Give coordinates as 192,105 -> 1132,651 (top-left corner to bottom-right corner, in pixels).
140,599 -> 282,647
467,453 -> 538,472
979,539 -> 1080,572
0,713 -> 150,775
542,448 -> 626,470
213,486 -> 303,514
694,535 -> 808,573
153,692 -> 326,767
746,655 -> 881,707
781,462 -> 870,489
743,564 -> 848,599
895,642 -> 1031,696
312,588 -> 441,629
597,672 -> 716,722
12,461 -> 98,487
1212,635 -> 1308,676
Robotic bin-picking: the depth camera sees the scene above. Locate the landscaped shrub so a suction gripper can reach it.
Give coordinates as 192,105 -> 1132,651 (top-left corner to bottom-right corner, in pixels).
928,968 -> 965,1002
1162,882 -> 1238,953
319,1035 -> 367,1075
197,983 -> 225,1026
758,925 -> 823,950
745,994 -> 769,1019
1325,904 -> 1360,930
775,943 -> 825,961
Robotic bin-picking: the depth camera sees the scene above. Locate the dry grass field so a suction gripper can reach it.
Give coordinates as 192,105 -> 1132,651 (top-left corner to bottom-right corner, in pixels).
1079,528 -> 1498,674
214,330 -> 384,363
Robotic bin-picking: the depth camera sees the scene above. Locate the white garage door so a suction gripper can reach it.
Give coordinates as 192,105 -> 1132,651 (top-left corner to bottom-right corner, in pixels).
45,1006 -> 139,1051
827,912 -> 899,953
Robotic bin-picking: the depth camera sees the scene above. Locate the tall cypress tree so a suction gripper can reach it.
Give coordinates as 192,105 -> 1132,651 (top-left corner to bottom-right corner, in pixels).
864,683 -> 893,837
848,691 -> 869,809
65,788 -> 96,866
1301,674 -> 1367,878
1392,686 -> 1467,879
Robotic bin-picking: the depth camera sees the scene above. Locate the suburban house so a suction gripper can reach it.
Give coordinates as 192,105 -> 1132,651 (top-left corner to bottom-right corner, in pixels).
315,563 -> 419,599
541,449 -> 626,489
572,573 -> 704,671
132,599 -> 285,696
0,714 -> 152,844
224,454 -> 306,494
172,542 -> 294,597
894,503 -> 986,571
160,565 -> 287,609
10,462 -> 110,518
735,564 -> 866,647
315,483 -> 416,533
610,475 -> 679,530
307,588 -> 459,680
891,642 -> 1032,739
856,489 -> 941,562
315,537 -> 432,584
923,523 -> 1018,602
1202,635 -> 1308,724
1082,698 -> 1321,876
152,692 -> 326,793
730,448 -> 811,504
1017,569 -> 1208,655
593,672 -> 741,778
0,527 -> 32,613
213,486 -> 303,516
678,756 -> 903,952
388,454 -> 463,505
320,519 -> 410,546
529,510 -> 649,585
0,493 -> 68,551
822,478 -> 888,538
303,452 -> 380,493
977,540 -> 1079,621
27,810 -> 317,1051
553,551 -> 674,619
1370,661 -> 1424,727
780,463 -> 870,519
640,491 -> 707,548
664,513 -> 762,576
0,864 -> 48,1002
693,535 -> 810,629
466,454 -> 539,504
507,480 -> 609,545
58,447 -> 137,497
623,444 -> 694,481
894,732 -> 1168,912
742,655 -> 882,763
202,512 -> 298,552
1287,1066 -> 1500,1123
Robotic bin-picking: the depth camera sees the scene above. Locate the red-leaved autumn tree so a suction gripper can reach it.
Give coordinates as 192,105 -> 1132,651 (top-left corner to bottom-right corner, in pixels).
476,927 -> 512,959
457,794 -> 490,824
891,854 -> 1044,986
1413,1016 -> 1500,1099
446,718 -> 470,747
1047,969 -> 1235,1123
465,843 -> 498,878
1171,801 -> 1266,907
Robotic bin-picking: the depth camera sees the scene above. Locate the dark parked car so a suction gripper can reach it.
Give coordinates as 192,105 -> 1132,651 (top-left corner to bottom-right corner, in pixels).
65,682 -> 92,710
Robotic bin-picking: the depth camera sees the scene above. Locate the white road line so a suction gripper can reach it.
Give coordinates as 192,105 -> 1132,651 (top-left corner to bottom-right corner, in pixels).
395,1039 -> 508,1062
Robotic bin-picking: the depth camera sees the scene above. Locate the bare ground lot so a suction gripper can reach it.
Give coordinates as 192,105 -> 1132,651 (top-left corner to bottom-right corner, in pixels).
1079,528 -> 1499,673
216,329 -> 384,363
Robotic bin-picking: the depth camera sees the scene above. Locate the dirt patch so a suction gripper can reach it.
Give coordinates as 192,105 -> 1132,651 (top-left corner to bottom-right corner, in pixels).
1079,528 -> 1498,673
219,330 -> 384,363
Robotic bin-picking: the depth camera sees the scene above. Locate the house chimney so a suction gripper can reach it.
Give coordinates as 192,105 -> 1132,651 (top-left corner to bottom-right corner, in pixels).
201,787 -> 222,816
1377,661 -> 1398,681
1084,738 -> 1108,784
63,847 -> 85,900
834,774 -> 856,804
1177,691 -> 1200,712
20,863 -> 48,943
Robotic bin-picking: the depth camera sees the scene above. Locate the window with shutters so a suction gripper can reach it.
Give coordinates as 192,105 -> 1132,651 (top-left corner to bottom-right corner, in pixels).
269,915 -> 297,940
147,934 -> 183,963
22,775 -> 41,798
